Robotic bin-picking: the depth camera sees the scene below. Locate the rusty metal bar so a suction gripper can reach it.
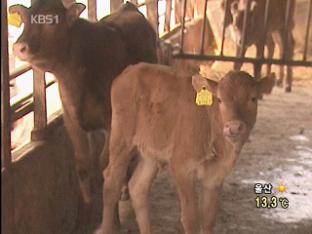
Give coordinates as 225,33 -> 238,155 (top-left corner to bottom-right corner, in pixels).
9,64 -> 32,81
180,0 -> 188,53
283,0 -> 291,60
1,0 -> 15,233
10,79 -> 56,121
173,52 -> 312,66
88,0 -> 97,21
303,0 -> 312,61
31,69 -> 47,141
12,102 -> 34,122
259,0 -> 270,59
200,0 -> 208,54
240,0 -> 251,58
1,0 -> 12,174
220,0 -> 229,56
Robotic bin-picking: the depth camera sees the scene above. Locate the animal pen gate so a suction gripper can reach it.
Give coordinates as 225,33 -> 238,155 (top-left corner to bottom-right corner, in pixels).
1,0 -> 312,233
174,0 -> 312,77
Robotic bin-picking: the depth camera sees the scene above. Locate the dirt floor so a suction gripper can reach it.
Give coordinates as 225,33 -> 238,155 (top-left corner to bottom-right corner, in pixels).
87,64 -> 312,234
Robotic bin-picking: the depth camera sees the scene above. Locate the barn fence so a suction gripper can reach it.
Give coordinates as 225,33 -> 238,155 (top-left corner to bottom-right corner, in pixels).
174,0 -> 312,80
1,0 -> 312,233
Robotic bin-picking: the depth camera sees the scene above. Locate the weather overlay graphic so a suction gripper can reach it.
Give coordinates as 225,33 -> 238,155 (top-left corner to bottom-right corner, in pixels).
254,183 -> 290,209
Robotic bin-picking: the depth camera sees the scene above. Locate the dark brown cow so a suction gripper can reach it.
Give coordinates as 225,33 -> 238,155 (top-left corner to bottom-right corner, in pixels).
224,0 -> 296,92
10,0 -> 157,207
96,63 -> 275,234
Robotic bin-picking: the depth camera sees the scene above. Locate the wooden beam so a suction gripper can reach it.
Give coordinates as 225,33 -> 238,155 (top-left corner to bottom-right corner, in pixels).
31,69 -> 47,141
146,0 -> 159,36
88,0 -> 97,21
1,0 -> 15,233
110,0 -> 123,13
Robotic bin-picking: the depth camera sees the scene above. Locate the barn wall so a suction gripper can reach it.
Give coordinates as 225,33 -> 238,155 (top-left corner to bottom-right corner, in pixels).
2,119 -> 80,234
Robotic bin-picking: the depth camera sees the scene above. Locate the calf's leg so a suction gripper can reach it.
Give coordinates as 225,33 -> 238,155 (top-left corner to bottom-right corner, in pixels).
63,109 -> 93,205
129,157 -> 158,234
266,36 -> 275,76
96,136 -> 135,234
272,31 -> 285,86
285,34 -> 295,92
201,164 -> 224,234
171,160 -> 199,234
234,45 -> 247,71
62,109 -> 93,231
200,151 -> 237,234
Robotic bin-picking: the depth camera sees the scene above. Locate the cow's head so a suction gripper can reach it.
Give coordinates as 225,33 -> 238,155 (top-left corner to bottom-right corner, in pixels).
230,0 -> 258,47
10,0 -> 86,71
192,71 -> 275,144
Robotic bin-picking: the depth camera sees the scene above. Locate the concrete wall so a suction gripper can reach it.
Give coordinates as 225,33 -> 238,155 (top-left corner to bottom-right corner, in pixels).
2,120 -> 80,234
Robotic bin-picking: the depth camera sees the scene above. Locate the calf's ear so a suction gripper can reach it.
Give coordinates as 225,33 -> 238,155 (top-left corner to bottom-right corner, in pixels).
192,75 -> 218,94
230,0 -> 239,15
9,5 -> 29,23
66,3 -> 86,25
258,72 -> 276,95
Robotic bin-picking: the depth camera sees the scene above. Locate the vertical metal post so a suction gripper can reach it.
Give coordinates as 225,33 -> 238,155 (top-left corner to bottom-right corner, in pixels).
303,0 -> 312,61
110,0 -> 123,13
1,0 -> 12,173
200,0 -> 208,54
88,0 -> 97,21
31,69 -> 47,141
220,0 -> 229,56
240,0 -> 251,58
147,0 -> 159,37
1,0 -> 14,233
180,0 -> 188,54
164,0 -> 172,32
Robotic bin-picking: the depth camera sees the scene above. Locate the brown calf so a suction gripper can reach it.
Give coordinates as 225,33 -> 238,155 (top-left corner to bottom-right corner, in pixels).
10,0 -> 157,208
227,0 -> 296,92
96,63 -> 275,234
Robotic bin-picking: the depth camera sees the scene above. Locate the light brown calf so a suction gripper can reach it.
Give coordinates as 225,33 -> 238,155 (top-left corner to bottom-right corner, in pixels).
96,63 -> 275,234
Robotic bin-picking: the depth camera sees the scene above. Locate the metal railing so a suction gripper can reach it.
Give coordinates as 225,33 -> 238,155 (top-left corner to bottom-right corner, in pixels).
174,0 -> 312,74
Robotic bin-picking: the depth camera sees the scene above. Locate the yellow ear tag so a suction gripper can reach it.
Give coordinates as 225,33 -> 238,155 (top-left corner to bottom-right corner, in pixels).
8,13 -> 22,27
196,87 -> 213,106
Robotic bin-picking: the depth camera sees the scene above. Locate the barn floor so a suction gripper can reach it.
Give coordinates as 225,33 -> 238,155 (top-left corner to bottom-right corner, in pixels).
85,65 -> 312,234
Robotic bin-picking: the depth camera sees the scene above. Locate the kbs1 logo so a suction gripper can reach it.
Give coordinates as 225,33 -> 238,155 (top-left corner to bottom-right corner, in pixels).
30,14 -> 59,24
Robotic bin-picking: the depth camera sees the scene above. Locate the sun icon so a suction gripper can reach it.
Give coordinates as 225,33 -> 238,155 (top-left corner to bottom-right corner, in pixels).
276,183 -> 287,193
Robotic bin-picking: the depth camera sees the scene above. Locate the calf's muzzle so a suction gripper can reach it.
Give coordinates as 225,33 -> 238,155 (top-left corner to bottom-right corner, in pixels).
223,120 -> 247,140
13,42 -> 30,61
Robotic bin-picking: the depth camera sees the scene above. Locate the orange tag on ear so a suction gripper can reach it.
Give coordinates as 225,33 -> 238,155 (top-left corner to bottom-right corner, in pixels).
196,88 -> 213,106
8,13 -> 22,27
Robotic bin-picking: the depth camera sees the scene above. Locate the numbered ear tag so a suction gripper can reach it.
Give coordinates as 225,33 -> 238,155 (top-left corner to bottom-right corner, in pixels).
8,13 -> 22,27
196,87 -> 213,106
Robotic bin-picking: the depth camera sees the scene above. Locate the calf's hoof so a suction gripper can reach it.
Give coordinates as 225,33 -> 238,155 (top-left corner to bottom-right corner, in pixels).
285,86 -> 292,92
94,226 -> 117,234
276,79 -> 283,87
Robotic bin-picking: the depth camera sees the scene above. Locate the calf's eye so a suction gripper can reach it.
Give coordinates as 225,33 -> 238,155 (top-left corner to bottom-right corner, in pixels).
251,97 -> 257,103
